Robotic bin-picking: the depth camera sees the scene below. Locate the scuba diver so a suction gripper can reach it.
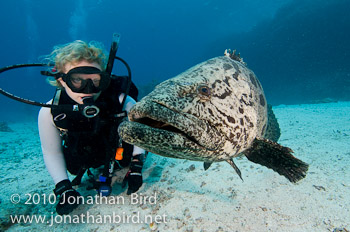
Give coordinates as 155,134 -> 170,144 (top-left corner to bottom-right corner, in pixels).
36,38 -> 147,215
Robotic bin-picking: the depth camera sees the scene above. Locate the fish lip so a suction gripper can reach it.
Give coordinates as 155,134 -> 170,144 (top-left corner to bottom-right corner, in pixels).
130,101 -> 203,147
118,120 -> 215,161
128,100 -> 221,151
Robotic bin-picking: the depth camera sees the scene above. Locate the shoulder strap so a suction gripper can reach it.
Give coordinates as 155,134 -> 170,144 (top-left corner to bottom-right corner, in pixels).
52,88 -> 62,105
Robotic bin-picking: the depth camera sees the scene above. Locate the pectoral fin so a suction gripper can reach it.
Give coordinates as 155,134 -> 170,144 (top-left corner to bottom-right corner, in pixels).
244,138 -> 308,183
265,104 -> 281,142
203,162 -> 212,170
227,159 -> 243,181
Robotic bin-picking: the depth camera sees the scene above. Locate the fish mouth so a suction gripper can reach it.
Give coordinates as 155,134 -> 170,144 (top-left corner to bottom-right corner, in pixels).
123,100 -> 224,152
131,115 -> 201,146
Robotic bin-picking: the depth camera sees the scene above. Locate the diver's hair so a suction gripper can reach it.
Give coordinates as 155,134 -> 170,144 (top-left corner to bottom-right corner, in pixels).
43,40 -> 107,87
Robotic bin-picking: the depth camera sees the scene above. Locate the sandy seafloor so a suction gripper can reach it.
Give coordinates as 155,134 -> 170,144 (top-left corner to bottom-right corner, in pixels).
0,101 -> 349,232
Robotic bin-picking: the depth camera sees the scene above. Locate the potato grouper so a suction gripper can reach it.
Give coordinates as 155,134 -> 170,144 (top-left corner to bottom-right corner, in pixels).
118,50 -> 308,183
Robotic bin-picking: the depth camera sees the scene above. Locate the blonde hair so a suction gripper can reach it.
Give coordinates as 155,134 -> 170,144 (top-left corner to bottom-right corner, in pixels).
44,40 -> 107,86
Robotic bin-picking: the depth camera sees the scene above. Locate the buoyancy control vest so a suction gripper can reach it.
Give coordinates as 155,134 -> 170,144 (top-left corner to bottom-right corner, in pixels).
51,76 -> 138,175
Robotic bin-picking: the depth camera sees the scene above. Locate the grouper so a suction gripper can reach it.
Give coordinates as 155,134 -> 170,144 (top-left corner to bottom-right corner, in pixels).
118,50 -> 308,183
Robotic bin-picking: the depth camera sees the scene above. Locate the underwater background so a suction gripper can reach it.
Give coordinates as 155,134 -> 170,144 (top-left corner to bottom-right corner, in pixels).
0,1 -> 350,231
0,0 -> 349,121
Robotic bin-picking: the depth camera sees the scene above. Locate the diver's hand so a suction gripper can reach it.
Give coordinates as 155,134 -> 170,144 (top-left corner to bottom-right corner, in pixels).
122,160 -> 143,195
54,179 -> 81,215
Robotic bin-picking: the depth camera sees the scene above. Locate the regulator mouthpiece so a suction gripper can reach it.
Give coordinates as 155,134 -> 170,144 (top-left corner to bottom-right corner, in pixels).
81,97 -> 100,118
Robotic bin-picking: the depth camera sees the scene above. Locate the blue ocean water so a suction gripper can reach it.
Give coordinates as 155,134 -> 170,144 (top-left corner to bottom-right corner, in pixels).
1,0 -> 348,121
0,1 -> 350,231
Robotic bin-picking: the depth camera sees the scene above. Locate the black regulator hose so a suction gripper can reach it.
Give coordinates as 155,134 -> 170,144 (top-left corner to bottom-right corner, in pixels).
0,59 -> 132,110
105,33 -> 120,77
0,34 -> 132,113
0,63 -> 55,107
115,56 -> 132,108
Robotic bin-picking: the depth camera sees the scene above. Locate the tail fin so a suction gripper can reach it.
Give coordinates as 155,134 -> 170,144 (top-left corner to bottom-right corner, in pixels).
265,104 -> 281,142
245,138 -> 308,183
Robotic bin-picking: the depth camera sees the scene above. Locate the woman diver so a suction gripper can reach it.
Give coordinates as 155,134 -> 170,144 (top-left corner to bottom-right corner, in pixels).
38,40 -> 146,215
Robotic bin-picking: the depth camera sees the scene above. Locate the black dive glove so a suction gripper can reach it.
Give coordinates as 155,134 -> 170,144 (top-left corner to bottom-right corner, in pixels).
54,179 -> 81,215
122,156 -> 143,195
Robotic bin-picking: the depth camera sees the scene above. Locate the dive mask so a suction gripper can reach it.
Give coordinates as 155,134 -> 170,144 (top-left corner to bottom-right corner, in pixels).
42,66 -> 111,94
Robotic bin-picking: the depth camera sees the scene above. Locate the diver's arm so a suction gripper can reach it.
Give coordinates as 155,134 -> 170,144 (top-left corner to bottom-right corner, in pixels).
119,94 -> 145,156
119,93 -> 135,112
38,105 -> 69,184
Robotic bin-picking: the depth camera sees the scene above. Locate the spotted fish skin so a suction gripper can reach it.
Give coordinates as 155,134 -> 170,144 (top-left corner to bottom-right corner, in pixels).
118,55 -> 269,162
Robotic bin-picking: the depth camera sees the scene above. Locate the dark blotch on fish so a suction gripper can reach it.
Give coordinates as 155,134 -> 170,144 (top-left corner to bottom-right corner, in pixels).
223,63 -> 233,70
249,74 -> 257,88
259,94 -> 266,107
227,116 -> 235,123
240,118 -> 244,126
232,72 -> 239,81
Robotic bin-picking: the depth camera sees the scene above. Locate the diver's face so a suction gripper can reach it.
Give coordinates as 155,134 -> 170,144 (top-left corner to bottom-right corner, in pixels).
58,60 -> 102,104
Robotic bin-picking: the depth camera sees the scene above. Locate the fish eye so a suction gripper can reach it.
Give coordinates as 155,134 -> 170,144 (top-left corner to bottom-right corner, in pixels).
197,84 -> 211,96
